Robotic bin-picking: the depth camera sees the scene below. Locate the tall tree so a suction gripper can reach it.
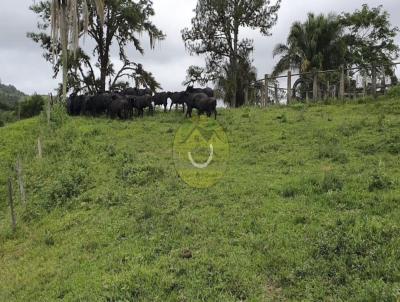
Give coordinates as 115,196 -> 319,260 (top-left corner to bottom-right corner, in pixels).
272,13 -> 346,76
340,4 -> 399,75
45,0 -> 105,101
29,0 -> 164,96
182,0 -> 281,107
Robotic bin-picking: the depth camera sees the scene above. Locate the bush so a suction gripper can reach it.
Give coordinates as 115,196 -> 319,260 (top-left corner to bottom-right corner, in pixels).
386,85 -> 400,98
19,94 -> 45,118
0,120 -> 4,127
368,171 -> 393,192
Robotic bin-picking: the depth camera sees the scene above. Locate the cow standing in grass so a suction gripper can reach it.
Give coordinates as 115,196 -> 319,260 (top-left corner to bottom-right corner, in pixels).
129,95 -> 154,117
152,92 -> 172,112
182,92 -> 217,119
169,91 -> 186,112
108,95 -> 132,120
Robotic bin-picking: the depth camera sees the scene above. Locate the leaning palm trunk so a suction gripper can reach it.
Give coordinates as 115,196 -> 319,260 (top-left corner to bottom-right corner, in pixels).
50,0 -> 104,102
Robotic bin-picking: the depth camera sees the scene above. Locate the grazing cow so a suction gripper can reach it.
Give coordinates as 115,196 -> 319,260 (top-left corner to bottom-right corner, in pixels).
152,92 -> 172,112
183,92 -> 217,120
84,93 -> 115,116
169,91 -> 186,112
67,93 -> 78,115
108,95 -> 132,120
186,86 -> 214,98
129,95 -> 153,117
67,94 -> 90,116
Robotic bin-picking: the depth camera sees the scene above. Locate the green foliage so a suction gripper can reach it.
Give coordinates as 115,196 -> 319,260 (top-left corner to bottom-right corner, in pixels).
368,167 -> 393,192
273,13 -> 346,76
182,0 -> 281,107
340,4 -> 399,73
19,94 -> 45,119
0,82 -> 25,110
387,85 -> 400,98
0,97 -> 400,301
29,0 -> 165,93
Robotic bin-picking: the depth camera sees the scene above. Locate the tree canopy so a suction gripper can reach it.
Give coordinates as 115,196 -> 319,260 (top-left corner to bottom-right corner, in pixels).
272,13 -> 346,76
273,5 -> 399,77
340,4 -> 399,75
182,0 -> 281,107
29,0 -> 165,95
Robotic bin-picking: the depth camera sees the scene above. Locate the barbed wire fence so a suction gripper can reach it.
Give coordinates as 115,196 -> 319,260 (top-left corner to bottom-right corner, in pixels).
246,62 -> 400,107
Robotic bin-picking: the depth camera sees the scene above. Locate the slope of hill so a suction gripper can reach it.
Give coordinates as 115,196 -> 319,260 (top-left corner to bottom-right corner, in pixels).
0,82 -> 26,110
0,98 -> 399,301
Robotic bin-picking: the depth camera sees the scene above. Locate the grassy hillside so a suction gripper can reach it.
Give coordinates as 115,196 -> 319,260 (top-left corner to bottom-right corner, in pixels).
0,82 -> 25,110
0,98 -> 399,301
0,82 -> 26,124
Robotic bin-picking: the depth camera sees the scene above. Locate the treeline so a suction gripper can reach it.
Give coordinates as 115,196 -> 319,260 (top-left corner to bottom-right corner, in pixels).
0,93 -> 47,127
27,1 -> 399,108
184,3 -> 399,107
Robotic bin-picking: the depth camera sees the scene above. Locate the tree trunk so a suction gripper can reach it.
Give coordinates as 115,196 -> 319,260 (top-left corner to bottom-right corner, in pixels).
61,1 -> 68,102
97,14 -> 108,93
231,29 -> 239,108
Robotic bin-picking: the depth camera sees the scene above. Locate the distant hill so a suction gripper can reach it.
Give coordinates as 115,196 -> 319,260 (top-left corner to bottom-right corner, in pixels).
0,82 -> 26,111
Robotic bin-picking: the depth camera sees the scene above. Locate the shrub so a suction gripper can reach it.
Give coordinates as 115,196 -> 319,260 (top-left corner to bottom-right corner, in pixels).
386,85 -> 400,98
120,163 -> 164,186
368,171 -> 393,192
49,102 -> 68,128
43,166 -> 88,210
19,94 -> 45,118
0,120 -> 4,127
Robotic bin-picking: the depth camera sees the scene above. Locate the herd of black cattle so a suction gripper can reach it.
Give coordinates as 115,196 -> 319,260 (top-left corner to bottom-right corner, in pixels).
67,86 -> 217,120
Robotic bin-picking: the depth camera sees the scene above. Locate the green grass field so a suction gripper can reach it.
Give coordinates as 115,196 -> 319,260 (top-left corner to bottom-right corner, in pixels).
1,97 -> 399,301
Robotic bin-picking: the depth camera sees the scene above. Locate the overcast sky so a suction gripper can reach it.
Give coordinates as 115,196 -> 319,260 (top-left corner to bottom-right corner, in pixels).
0,0 -> 399,95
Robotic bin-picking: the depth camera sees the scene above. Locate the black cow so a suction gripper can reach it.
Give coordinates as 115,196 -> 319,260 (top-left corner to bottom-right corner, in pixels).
67,94 -> 90,116
85,93 -> 127,117
108,95 -> 132,120
183,92 -> 217,119
169,91 -> 186,112
186,86 -> 214,98
152,92 -> 172,112
129,95 -> 153,117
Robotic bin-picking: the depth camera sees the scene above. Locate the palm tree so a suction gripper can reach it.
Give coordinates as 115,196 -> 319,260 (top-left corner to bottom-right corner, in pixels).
50,0 -> 104,102
272,13 -> 346,76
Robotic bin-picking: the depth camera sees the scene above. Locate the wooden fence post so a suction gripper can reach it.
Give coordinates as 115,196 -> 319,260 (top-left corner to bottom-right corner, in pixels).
381,72 -> 386,95
274,83 -> 278,104
37,137 -> 43,159
16,159 -> 26,205
326,81 -> 330,100
287,70 -> 292,105
264,74 -> 269,107
372,64 -> 377,99
363,74 -> 367,98
313,73 -> 318,101
46,96 -> 51,125
339,66 -> 345,99
8,177 -> 16,233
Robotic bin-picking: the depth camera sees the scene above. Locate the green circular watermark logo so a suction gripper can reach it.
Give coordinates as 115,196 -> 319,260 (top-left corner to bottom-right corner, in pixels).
173,116 -> 229,188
